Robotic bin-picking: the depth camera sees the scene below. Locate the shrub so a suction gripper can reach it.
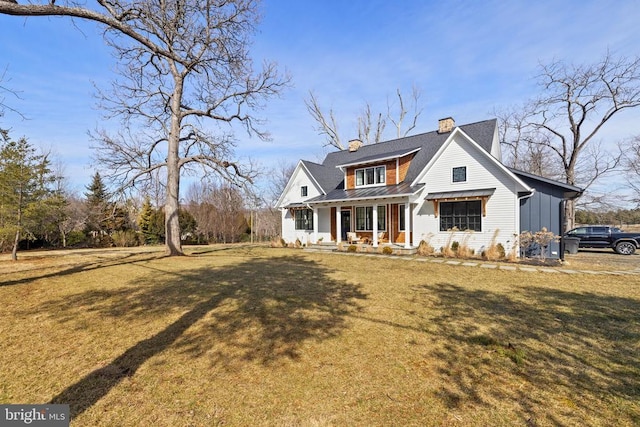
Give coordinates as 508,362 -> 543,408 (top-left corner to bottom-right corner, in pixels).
347,245 -> 357,252
66,231 -> 88,247
519,227 -> 559,261
483,230 -> 505,261
441,227 -> 458,257
417,240 -> 435,256
112,230 -> 139,247
382,246 -> 393,255
295,238 -> 302,248
451,241 -> 460,253
270,237 -> 285,248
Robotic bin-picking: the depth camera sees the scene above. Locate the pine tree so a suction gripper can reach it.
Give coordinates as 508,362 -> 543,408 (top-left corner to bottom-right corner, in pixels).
0,136 -> 53,260
83,172 -> 110,239
138,196 -> 156,244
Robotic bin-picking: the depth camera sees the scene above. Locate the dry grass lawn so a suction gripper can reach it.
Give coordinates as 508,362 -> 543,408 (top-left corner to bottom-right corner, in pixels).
0,245 -> 638,426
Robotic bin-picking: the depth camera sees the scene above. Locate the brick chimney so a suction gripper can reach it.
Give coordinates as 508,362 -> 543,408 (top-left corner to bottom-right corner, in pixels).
438,117 -> 455,134
348,139 -> 363,152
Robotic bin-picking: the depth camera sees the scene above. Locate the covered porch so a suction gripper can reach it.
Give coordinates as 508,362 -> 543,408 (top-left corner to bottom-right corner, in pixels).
302,183 -> 423,249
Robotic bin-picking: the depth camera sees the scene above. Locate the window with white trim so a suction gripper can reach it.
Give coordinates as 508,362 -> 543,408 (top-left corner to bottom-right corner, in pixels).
294,209 -> 313,230
355,206 -> 386,231
399,204 -> 406,231
355,166 -> 386,187
301,186 -> 308,197
452,166 -> 467,183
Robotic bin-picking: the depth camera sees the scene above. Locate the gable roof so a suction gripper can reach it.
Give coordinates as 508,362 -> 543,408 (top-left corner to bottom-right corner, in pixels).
334,147 -> 422,169
305,119 -> 499,192
300,160 -> 343,193
510,168 -> 583,199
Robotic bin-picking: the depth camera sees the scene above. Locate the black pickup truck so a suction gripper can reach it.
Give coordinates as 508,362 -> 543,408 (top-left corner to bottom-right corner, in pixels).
564,226 -> 640,255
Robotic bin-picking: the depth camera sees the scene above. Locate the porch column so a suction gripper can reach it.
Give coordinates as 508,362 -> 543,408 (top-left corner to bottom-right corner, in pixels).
372,203 -> 379,247
336,206 -> 342,244
313,207 -> 319,243
404,202 -> 411,249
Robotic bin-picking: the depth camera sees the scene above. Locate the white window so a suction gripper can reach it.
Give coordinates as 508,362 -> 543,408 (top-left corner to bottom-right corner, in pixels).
355,166 -> 385,187
301,186 -> 308,197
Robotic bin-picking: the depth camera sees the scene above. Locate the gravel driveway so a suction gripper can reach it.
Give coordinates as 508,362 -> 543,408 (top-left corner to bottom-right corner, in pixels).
564,248 -> 640,271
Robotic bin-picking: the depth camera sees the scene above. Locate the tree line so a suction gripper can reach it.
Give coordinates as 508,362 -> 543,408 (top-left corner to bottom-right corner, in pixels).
0,132 -> 281,259
575,208 -> 640,228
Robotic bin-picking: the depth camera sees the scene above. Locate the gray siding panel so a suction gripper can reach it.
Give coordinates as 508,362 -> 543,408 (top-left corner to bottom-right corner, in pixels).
519,179 -> 565,259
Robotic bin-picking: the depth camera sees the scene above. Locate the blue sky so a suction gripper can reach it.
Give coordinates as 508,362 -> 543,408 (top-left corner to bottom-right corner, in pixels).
1,0 -> 640,200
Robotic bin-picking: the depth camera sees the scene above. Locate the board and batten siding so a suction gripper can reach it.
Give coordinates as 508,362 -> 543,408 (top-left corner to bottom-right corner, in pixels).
412,134 -> 520,254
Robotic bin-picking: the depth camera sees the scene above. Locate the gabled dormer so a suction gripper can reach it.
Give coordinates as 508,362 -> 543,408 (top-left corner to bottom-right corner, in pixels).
335,147 -> 421,190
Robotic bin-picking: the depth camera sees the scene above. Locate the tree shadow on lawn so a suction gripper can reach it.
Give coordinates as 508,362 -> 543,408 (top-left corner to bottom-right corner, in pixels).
415,283 -> 640,424
0,251 -> 163,288
40,254 -> 367,418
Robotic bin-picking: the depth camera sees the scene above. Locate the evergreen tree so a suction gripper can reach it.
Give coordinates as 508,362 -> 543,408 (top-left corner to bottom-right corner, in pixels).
0,136 -> 53,260
84,172 -> 110,238
138,196 -> 156,244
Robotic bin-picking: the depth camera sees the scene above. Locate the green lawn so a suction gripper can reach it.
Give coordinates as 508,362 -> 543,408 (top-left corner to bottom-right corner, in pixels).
0,246 -> 638,426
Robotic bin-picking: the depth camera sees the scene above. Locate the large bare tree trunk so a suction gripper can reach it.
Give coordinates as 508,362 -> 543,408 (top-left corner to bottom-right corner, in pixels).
0,1 -> 288,257
165,78 -> 184,256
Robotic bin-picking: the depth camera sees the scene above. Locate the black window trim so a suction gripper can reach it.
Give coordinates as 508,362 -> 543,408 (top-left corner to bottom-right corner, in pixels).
439,200 -> 482,232
452,166 -> 467,183
294,208 -> 314,231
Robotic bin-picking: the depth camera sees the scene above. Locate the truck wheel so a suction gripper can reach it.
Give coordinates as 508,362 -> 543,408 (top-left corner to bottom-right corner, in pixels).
615,241 -> 636,255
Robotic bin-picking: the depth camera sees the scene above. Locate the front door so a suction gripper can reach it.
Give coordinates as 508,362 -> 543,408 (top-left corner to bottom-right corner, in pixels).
341,210 -> 351,241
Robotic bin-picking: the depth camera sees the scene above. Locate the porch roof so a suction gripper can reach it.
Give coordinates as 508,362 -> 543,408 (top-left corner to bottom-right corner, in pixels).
334,147 -> 421,169
282,202 -> 309,209
424,188 -> 496,201
306,182 -> 424,204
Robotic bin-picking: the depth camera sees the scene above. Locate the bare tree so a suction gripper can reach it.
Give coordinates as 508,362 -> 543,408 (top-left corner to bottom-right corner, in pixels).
621,135 -> 640,205
305,91 -> 345,150
0,65 -> 24,126
185,181 -> 247,243
388,86 -> 422,139
306,86 -> 423,150
0,0 -> 289,256
267,160 -> 295,205
498,52 -> 640,229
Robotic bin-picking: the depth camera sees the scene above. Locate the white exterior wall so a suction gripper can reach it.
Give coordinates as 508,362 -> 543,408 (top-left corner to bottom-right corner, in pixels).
278,164 -> 324,244
413,134 -> 519,255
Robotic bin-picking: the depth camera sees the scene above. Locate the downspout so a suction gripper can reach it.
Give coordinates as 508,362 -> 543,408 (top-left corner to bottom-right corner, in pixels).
560,199 -> 566,261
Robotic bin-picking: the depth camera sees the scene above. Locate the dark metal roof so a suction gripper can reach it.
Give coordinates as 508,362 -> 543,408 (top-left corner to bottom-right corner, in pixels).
307,182 -> 424,204
282,202 -> 309,209
335,147 -> 421,168
509,168 -> 583,199
425,188 -> 496,200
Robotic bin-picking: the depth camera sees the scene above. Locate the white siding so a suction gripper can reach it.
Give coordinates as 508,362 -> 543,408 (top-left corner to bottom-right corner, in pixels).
278,165 -> 323,244
413,134 -> 519,255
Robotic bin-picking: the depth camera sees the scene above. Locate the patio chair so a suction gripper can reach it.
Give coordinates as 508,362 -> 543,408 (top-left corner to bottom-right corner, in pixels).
347,232 -> 360,244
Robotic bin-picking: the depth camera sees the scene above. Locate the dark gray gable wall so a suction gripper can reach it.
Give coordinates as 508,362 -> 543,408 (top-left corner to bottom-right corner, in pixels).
514,170 -> 582,259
